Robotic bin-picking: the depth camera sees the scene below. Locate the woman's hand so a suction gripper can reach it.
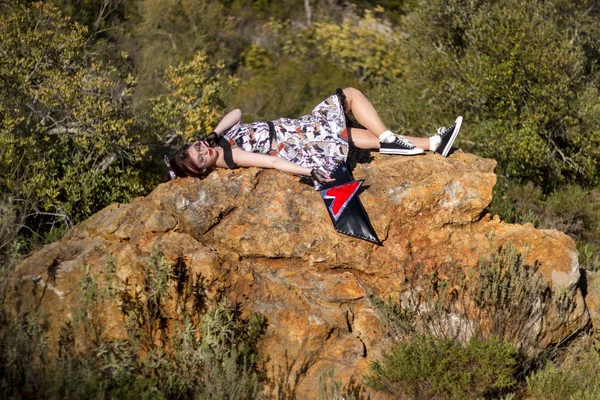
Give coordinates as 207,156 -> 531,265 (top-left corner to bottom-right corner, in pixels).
310,169 -> 335,184
201,132 -> 219,147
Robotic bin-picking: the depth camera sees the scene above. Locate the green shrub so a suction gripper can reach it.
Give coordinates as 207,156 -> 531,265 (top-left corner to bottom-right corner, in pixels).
366,335 -> 519,399
147,52 -> 237,145
371,0 -> 600,188
543,185 -> 600,242
0,249 -> 267,399
527,347 -> 600,400
367,244 -> 573,397
231,54 -> 360,122
490,182 -> 600,272
0,2 -> 147,238
318,370 -> 369,400
375,244 -> 551,353
489,180 -> 544,225
578,242 -> 600,272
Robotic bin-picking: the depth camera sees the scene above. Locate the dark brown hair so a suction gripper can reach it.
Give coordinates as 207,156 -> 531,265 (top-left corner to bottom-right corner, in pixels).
165,144 -> 213,181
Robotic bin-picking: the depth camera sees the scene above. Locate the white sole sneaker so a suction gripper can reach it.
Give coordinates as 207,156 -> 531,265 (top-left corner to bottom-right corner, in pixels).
439,116 -> 462,157
380,147 -> 425,155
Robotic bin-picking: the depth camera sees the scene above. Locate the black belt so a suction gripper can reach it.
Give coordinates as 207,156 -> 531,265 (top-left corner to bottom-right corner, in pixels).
267,121 -> 276,149
217,136 -> 239,170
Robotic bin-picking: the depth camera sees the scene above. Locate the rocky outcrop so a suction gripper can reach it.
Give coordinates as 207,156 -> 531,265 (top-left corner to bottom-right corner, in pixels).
3,151 -> 588,398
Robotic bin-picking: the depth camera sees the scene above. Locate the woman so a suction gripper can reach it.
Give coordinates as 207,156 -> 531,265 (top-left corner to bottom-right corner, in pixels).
166,87 -> 462,187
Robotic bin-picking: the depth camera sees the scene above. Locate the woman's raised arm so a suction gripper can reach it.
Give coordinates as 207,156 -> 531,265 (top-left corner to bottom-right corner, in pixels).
214,109 -> 242,134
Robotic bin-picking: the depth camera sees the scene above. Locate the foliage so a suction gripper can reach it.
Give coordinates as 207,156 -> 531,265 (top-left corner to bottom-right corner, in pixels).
305,7 -> 405,85
148,52 -> 237,145
490,181 -> 600,270
48,0 -> 129,34
268,9 -> 405,86
229,8 -> 404,121
366,335 -> 519,399
0,1 -> 147,235
374,244 -> 552,353
543,185 -> 600,241
0,196 -> 23,273
0,249 -> 267,399
231,52 -> 359,122
526,346 -> 600,399
371,0 -> 600,187
124,0 -> 242,99
318,370 -> 369,400
367,244 -> 576,398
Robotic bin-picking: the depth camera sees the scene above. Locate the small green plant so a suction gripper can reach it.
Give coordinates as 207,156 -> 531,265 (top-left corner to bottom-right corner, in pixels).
318,369 -> 369,400
472,244 -> 549,352
579,243 -> 600,272
527,347 -> 600,399
489,182 -> 600,274
366,335 -> 519,399
375,244 -> 551,353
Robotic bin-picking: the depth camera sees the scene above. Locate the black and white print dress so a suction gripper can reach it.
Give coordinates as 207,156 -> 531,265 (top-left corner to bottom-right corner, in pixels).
222,89 -> 349,188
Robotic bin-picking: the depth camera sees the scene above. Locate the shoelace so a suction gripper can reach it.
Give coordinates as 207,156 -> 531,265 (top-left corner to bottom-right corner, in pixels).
394,135 -> 415,148
437,122 -> 455,137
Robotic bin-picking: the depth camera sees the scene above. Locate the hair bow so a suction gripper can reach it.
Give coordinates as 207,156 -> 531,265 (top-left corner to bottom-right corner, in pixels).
164,155 -> 177,180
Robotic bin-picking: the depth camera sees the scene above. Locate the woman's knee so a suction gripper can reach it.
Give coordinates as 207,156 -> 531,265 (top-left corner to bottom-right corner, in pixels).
342,87 -> 361,108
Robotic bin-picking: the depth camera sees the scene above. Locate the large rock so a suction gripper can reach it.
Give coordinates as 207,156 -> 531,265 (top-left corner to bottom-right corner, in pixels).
2,151 -> 589,398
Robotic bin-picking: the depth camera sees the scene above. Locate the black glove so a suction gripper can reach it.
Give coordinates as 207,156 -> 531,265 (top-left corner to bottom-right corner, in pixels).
200,131 -> 219,147
310,168 -> 332,185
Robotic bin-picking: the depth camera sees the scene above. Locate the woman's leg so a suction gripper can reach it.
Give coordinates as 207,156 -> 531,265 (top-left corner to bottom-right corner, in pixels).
342,87 -> 430,149
342,87 -> 388,137
350,128 -> 431,150
343,87 -> 388,138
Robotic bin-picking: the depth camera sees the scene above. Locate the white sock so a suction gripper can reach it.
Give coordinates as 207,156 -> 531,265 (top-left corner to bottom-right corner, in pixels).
429,135 -> 441,152
379,130 -> 396,143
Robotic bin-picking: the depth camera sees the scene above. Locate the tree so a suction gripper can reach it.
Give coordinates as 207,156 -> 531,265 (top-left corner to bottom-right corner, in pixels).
124,0 -> 241,99
371,0 -> 600,188
0,1 -> 146,235
148,52 -> 237,145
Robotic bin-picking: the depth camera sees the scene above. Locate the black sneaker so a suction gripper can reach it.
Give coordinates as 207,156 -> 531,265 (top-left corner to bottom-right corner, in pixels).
379,136 -> 424,155
435,116 -> 463,157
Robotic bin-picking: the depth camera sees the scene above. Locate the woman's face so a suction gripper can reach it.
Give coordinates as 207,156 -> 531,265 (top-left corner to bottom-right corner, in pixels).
187,141 -> 219,171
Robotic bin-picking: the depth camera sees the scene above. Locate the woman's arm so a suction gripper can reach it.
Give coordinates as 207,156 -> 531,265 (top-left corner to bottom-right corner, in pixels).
214,109 -> 242,134
229,148 -> 311,176
221,149 -> 335,184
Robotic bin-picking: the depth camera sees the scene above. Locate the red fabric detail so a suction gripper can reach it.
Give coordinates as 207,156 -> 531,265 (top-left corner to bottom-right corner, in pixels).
324,181 -> 360,217
340,128 -> 348,141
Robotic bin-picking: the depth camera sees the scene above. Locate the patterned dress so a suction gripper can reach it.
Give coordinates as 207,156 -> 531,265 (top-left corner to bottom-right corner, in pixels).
222,89 -> 349,188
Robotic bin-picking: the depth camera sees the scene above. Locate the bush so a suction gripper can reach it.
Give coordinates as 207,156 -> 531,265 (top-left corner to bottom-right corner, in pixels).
367,244 -> 577,397
490,182 -> 600,271
370,0 -> 600,188
527,347 -> 600,399
543,185 -> 600,242
148,52 -> 237,145
0,2 -> 147,242
0,248 -> 267,399
367,335 -> 519,399
374,244 -> 551,353
231,53 -> 360,122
